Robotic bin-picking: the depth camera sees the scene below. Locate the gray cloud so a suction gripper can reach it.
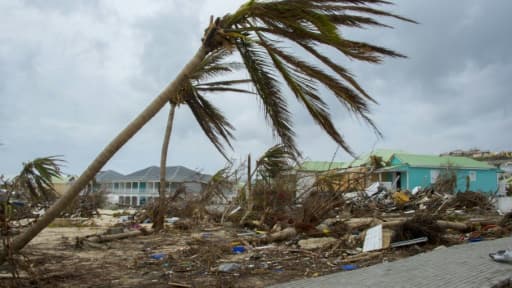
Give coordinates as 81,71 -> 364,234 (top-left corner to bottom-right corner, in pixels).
1,0 -> 511,177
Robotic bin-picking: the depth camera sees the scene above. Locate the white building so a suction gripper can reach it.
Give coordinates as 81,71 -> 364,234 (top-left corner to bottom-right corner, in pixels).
96,166 -> 211,206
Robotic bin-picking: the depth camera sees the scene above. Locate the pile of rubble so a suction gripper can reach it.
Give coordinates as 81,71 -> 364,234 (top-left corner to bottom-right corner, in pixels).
2,176 -> 511,287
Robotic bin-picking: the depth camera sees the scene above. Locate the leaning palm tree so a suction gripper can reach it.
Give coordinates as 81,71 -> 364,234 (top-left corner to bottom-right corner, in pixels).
154,49 -> 253,230
1,0 -> 414,261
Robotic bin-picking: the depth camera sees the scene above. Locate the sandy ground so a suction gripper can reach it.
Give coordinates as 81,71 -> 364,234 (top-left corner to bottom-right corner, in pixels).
1,209 -> 508,288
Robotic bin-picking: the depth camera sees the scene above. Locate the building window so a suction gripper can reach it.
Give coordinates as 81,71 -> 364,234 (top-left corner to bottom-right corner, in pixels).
114,183 -> 119,190
140,182 -> 146,193
469,171 -> 477,182
132,182 -> 139,190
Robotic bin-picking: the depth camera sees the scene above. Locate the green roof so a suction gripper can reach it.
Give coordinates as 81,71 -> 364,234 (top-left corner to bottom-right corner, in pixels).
345,149 -> 406,168
298,161 -> 345,172
393,153 -> 496,169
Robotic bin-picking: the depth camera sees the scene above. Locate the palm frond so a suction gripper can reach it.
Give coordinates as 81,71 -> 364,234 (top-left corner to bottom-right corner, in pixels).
178,50 -> 255,159
195,79 -> 253,87
15,156 -> 64,201
256,144 -> 295,179
212,0 -> 412,153
196,87 -> 256,94
201,165 -> 234,203
296,41 -> 374,102
257,34 -> 356,155
316,4 -> 417,24
235,39 -> 299,156
189,48 -> 245,82
184,85 -> 235,160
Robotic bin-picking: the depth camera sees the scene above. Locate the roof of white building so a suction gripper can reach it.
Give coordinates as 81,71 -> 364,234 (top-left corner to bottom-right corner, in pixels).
96,166 -> 211,183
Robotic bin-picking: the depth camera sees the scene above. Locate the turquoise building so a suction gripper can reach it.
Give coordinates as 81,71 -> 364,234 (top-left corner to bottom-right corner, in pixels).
376,153 -> 500,194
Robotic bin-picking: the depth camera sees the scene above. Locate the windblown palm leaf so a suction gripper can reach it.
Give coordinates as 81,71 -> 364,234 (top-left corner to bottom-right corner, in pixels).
211,0 -> 415,156
14,156 -> 64,201
175,48 -> 254,159
256,144 -> 295,179
200,165 -> 235,203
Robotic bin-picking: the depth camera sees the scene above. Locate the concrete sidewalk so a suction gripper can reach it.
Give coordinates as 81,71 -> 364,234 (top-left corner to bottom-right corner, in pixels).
270,237 -> 512,288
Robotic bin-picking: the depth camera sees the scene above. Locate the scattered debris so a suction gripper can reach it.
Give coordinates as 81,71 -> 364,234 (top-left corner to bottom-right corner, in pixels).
499,212 -> 512,231
450,191 -> 495,211
341,264 -> 358,271
298,237 -> 337,250
391,237 -> 428,248
1,158 -> 510,287
489,250 -> 512,264
393,215 -> 446,245
218,263 -> 242,273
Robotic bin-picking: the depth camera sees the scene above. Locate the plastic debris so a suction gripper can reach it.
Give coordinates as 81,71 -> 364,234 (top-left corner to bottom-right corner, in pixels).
150,253 -> 166,260
166,217 -> 180,223
489,250 -> 512,263
365,182 -> 381,197
218,263 -> 241,272
341,264 -> 358,271
232,245 -> 246,254
393,191 -> 410,204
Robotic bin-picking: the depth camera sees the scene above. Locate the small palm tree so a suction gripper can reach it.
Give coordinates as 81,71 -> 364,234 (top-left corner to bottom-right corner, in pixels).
12,156 -> 63,202
240,144 -> 296,223
3,0 -> 414,260
1,156 -> 63,233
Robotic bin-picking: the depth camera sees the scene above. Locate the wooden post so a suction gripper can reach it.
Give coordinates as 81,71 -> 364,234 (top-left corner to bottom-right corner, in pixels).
247,154 -> 252,204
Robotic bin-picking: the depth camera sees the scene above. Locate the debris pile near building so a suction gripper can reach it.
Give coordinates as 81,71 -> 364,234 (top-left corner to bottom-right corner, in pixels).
1,149 -> 510,287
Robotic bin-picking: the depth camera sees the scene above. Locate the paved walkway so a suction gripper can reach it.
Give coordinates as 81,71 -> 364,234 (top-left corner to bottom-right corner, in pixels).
270,237 -> 512,288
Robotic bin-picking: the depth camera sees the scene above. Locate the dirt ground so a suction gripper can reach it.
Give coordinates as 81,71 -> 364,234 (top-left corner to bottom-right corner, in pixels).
0,223 -> 431,288
1,202 -> 508,288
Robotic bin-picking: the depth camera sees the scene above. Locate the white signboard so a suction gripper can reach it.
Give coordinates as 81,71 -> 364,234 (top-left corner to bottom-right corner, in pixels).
363,224 -> 383,252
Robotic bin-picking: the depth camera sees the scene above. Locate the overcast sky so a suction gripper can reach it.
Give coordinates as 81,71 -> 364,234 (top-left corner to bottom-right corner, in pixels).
1,0 -> 511,176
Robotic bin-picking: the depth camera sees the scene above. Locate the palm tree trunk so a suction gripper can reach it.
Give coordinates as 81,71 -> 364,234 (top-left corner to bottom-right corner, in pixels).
154,103 -> 177,231
240,154 -> 256,224
0,46 -> 208,262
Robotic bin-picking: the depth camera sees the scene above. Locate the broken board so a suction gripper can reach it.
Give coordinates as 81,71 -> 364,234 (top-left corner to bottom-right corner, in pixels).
363,224 -> 383,252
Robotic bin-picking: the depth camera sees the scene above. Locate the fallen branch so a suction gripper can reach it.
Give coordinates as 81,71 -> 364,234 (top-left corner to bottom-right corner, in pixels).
168,282 -> 192,288
341,251 -> 382,263
82,228 -> 152,243
287,248 -> 322,258
266,227 -> 296,243
346,218 -> 379,229
351,218 -> 470,232
437,220 -> 467,231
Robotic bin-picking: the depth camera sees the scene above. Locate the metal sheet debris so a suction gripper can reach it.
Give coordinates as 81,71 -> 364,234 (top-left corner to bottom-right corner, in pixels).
390,237 -> 428,248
